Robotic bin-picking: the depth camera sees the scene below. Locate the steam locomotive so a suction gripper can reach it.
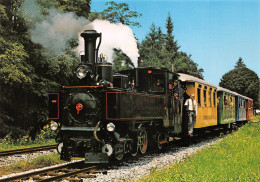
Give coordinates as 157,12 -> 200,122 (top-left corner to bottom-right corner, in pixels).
48,30 -> 253,163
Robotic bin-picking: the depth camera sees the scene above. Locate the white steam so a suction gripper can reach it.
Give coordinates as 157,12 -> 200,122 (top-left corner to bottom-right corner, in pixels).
20,0 -> 90,55
77,20 -> 139,67
20,0 -> 139,66
29,9 -> 90,55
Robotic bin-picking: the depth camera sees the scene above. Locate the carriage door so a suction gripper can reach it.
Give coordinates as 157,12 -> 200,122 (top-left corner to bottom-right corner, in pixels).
168,73 -> 182,133
167,73 -> 174,127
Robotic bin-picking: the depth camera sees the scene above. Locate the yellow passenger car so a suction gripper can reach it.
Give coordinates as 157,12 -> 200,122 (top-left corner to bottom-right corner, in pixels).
178,73 -> 217,128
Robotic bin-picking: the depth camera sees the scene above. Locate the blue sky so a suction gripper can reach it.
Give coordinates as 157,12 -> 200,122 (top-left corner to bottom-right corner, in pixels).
91,0 -> 260,86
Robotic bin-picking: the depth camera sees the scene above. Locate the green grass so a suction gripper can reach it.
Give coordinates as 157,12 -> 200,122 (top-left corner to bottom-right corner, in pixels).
250,115 -> 260,123
0,125 -> 57,151
140,122 -> 260,182
0,153 -> 63,176
0,139 -> 56,151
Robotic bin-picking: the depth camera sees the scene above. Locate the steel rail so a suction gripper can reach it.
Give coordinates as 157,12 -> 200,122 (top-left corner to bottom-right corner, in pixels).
0,161 -> 85,182
38,166 -> 99,182
0,144 -> 57,156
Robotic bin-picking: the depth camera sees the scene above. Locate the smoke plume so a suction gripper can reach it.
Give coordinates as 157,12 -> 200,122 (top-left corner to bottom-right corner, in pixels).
77,20 -> 139,67
20,0 -> 90,55
20,0 -> 139,66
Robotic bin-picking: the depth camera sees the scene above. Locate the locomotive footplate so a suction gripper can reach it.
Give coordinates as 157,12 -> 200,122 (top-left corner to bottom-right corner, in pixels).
85,153 -> 108,163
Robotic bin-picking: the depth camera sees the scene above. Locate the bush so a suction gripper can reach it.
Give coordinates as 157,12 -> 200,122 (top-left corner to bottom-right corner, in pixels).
0,122 -> 27,139
0,124 -> 56,150
34,124 -> 56,143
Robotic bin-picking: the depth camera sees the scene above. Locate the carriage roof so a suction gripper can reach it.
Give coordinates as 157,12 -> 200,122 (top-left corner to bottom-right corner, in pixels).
178,73 -> 217,88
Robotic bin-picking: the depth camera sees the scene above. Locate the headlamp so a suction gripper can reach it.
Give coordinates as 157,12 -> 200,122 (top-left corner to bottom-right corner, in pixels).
57,142 -> 63,154
50,121 -> 58,131
76,66 -> 88,79
107,123 -> 115,132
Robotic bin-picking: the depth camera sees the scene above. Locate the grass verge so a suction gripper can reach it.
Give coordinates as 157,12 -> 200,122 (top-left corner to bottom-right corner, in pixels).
0,139 -> 56,151
250,115 -> 260,123
0,125 -> 57,151
140,122 -> 260,182
0,153 -> 64,176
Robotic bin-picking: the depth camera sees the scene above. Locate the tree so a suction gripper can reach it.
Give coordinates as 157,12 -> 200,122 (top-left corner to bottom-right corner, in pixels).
36,0 -> 90,18
88,1 -> 142,27
139,16 -> 204,79
174,52 -> 204,79
234,57 -> 246,69
139,23 -> 166,68
113,49 -> 134,72
88,1 -> 142,71
0,0 -> 91,138
0,38 -> 31,85
219,58 -> 259,109
165,13 -> 179,53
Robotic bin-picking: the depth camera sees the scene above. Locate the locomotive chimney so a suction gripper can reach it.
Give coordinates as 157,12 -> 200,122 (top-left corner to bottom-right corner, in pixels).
80,30 -> 101,64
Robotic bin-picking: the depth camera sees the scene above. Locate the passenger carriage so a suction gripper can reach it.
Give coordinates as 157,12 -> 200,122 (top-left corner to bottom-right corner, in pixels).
217,86 -> 236,127
235,93 -> 247,122
178,73 -> 217,129
246,98 -> 254,120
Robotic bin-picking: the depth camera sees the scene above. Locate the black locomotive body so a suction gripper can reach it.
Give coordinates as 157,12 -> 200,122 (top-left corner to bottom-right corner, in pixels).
49,30 -> 184,163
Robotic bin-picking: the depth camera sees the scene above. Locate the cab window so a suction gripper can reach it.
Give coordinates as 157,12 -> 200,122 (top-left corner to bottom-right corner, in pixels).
151,74 -> 165,94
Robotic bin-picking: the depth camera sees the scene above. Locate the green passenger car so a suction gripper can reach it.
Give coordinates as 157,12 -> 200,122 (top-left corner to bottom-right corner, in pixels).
217,87 -> 236,126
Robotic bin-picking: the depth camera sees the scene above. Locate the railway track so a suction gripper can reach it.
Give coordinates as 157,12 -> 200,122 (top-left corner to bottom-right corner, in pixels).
0,126 -> 239,181
0,128 -> 235,182
0,160 -> 105,181
0,144 -> 57,157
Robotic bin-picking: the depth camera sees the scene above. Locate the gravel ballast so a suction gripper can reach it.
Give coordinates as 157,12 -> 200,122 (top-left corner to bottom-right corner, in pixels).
0,137 -> 222,181
0,150 -> 57,168
89,138 -> 222,182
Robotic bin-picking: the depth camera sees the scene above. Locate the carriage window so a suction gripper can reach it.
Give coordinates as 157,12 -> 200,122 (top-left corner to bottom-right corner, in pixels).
197,85 -> 201,107
224,96 -> 227,107
204,86 -> 207,107
208,88 -> 212,107
213,91 -> 216,107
